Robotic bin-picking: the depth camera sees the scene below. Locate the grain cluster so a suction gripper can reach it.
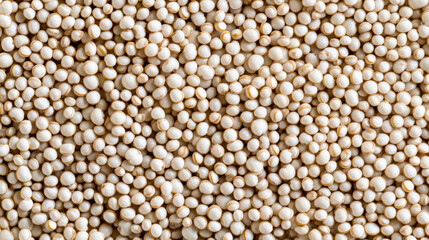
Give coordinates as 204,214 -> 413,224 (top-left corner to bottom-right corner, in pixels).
1,0 -> 429,239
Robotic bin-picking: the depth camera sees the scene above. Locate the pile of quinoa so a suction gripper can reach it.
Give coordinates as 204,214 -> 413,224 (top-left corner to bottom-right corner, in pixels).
1,0 -> 429,239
